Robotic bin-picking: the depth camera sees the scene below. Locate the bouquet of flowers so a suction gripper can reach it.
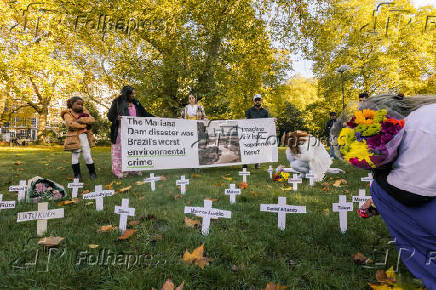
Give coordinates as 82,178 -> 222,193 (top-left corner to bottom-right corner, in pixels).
28,176 -> 66,203
272,166 -> 291,183
338,109 -> 405,169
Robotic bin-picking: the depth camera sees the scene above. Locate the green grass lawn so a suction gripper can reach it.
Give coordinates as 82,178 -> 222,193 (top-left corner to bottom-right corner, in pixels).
0,146 -> 420,289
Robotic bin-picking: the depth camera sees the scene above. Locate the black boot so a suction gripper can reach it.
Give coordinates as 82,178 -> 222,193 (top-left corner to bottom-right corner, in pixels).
86,163 -> 97,180
72,163 -> 81,180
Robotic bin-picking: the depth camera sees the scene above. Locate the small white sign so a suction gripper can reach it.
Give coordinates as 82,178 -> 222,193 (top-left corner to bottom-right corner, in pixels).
225,184 -> 241,204
82,185 -> 114,211
288,174 -> 303,191
114,198 -> 135,233
176,175 -> 190,195
260,196 -> 306,230
238,168 -> 250,183
67,178 -> 84,199
184,200 -> 231,235
352,189 -> 371,208
361,173 -> 374,186
267,166 -> 274,179
17,202 -> 64,236
0,194 -> 16,211
9,180 -> 27,202
332,195 -> 353,233
305,170 -> 317,186
144,173 -> 161,191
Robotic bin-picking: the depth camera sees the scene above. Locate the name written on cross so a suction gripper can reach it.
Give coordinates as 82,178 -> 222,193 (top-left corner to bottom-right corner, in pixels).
190,208 -> 225,217
18,211 -> 56,220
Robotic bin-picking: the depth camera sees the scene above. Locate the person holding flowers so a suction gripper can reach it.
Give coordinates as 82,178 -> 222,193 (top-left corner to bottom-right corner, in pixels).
335,93 -> 436,289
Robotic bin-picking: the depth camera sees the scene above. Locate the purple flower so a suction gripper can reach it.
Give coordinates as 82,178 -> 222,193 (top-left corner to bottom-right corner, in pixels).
366,134 -> 382,150
36,183 -> 46,193
355,132 -> 365,142
381,122 -> 401,135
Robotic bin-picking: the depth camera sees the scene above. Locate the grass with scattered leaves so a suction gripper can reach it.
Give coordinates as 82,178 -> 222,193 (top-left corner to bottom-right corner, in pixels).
0,146 -> 421,289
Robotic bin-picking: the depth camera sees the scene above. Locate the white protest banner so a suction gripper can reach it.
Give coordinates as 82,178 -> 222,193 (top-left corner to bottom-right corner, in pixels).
9,180 -> 27,202
352,189 -> 371,208
260,197 -> 307,230
121,117 -> 199,171
82,185 -> 114,211
184,200 -> 231,235
176,175 -> 189,195
17,202 -> 64,236
114,199 -> 135,233
0,194 -> 16,211
121,117 -> 278,170
225,184 -> 241,204
332,195 -> 353,233
67,178 -> 84,199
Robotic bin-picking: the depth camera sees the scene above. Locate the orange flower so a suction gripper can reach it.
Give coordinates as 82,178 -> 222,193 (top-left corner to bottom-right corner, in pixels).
354,109 -> 376,125
385,118 -> 405,128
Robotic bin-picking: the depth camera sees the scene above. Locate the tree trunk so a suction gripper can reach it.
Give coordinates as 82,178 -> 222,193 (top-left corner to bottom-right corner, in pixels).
36,107 -> 48,144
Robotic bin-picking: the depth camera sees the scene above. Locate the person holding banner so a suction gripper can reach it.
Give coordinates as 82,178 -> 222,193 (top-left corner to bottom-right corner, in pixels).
181,92 -> 207,120
107,86 -> 154,178
244,94 -> 270,169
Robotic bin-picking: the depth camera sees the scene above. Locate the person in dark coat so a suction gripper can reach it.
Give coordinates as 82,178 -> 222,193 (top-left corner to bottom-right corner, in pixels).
107,86 -> 154,178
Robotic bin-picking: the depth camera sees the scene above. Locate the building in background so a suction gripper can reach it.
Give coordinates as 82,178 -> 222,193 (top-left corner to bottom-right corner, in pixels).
0,99 -> 65,144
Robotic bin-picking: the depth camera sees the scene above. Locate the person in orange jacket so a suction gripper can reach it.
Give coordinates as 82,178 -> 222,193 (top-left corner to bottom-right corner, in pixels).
61,96 -> 97,180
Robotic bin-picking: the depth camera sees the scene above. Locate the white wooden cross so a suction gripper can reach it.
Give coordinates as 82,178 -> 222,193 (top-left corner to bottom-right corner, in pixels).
332,195 -> 354,233
0,194 -> 16,211
288,174 -> 303,191
184,200 -> 231,236
67,178 -> 84,199
17,202 -> 64,236
260,197 -> 306,230
225,184 -> 241,204
114,198 -> 135,233
82,185 -> 114,211
9,180 -> 27,202
238,168 -> 250,183
267,166 -> 274,179
352,189 -> 371,208
361,173 -> 374,186
283,168 -> 299,174
305,170 -> 317,186
144,173 -> 161,191
176,175 -> 190,195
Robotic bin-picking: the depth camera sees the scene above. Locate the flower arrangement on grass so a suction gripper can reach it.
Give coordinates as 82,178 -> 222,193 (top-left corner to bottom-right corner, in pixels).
272,167 -> 290,183
338,109 -> 405,169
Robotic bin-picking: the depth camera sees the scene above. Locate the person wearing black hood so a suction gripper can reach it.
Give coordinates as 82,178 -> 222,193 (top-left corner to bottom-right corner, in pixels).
107,86 -> 154,178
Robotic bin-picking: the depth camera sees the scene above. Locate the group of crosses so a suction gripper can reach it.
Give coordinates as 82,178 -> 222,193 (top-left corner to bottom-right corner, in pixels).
3,168 -> 374,237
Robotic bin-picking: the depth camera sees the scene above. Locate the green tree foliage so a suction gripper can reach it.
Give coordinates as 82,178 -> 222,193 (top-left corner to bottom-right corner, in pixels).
275,101 -> 306,140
